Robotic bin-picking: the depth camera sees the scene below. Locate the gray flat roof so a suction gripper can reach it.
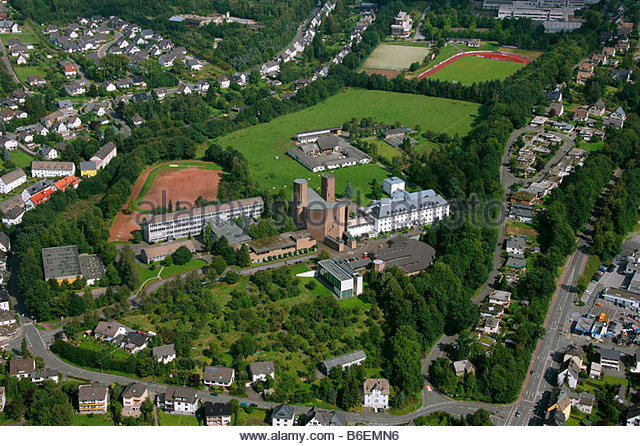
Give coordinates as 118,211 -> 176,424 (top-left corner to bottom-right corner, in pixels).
42,245 -> 82,281
318,258 -> 359,282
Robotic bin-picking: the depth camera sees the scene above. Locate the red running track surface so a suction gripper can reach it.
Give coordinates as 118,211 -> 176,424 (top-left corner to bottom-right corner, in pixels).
417,51 -> 531,81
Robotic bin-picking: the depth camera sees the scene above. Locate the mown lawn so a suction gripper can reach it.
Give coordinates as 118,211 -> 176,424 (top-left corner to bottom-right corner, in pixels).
157,409 -> 200,426
234,407 -> 269,426
72,413 -> 115,426
213,88 -> 480,198
428,56 -> 525,85
160,258 -> 208,278
14,65 -> 47,83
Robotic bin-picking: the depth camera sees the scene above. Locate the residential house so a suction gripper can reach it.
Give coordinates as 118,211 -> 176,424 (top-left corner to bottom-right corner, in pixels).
304,407 -> 346,426
589,362 -> 602,379
31,161 -> 75,178
30,369 -> 59,384
78,383 -> 109,414
203,366 -> 235,388
94,320 -> 127,342
480,303 -> 504,318
557,358 -> 580,390
120,331 -> 149,354
41,145 -> 58,160
600,348 -> 622,370
548,102 -> 564,117
63,63 -> 77,77
152,344 -> 176,364
2,207 -> 25,226
9,358 -> 35,379
100,81 -> 117,92
362,378 -> 390,411
158,387 -> 199,415
0,168 -> 26,194
0,232 -> 9,252
90,142 -> 117,169
570,392 -> 595,415
204,402 -> 233,426
453,360 -> 476,377
506,235 -> 527,256
0,386 -> 4,412
218,76 -> 230,89
131,114 -> 144,127
627,403 -> 640,426
122,382 -> 148,417
27,75 -> 46,87
249,361 -> 275,383
488,290 -> 512,307
588,99 -> 606,117
271,404 -> 295,426
604,107 -> 626,129
79,161 -> 97,177
613,69 -> 633,82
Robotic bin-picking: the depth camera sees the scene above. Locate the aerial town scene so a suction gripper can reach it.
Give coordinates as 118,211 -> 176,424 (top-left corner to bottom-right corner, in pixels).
0,0 -> 638,439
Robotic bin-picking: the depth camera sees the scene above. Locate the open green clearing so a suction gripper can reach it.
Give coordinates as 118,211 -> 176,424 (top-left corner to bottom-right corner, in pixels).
2,149 -> 34,170
14,65 -> 47,83
0,32 -> 39,45
428,56 -> 525,85
213,88 -> 480,198
157,410 -> 200,426
362,43 -> 430,70
72,413 -> 114,426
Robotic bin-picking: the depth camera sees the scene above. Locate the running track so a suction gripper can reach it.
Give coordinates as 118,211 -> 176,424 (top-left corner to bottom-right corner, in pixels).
417,51 -> 531,81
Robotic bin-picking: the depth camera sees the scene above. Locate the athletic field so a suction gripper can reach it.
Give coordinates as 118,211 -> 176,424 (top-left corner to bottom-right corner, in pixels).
426,55 -> 525,85
362,44 -> 430,70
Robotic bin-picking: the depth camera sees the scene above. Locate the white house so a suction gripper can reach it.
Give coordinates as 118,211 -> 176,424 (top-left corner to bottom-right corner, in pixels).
30,369 -> 59,384
557,358 -> 580,390
158,387 -> 198,415
0,232 -> 10,252
362,378 -> 390,411
31,161 -> 75,178
0,168 -> 26,194
93,320 -> 127,342
203,366 -> 235,388
152,344 -> 176,364
9,358 -> 36,379
90,142 -> 117,169
249,361 -> 275,383
271,404 -> 295,426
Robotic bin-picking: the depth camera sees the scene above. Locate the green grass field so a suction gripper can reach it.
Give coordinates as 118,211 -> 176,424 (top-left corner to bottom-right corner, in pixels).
0,32 -> 39,45
428,56 -> 525,85
362,44 -> 430,70
213,88 -> 480,199
1,149 -> 34,171
157,410 -> 200,426
14,65 -> 47,83
72,413 -> 114,426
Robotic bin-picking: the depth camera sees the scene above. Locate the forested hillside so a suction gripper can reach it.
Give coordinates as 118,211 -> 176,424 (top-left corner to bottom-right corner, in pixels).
13,0 -> 316,70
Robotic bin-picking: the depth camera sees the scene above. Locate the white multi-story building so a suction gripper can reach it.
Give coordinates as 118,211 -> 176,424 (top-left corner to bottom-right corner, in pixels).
142,197 -> 263,243
390,11 -> 413,37
31,161 -> 75,178
158,387 -> 198,415
0,168 -> 26,194
383,177 -> 405,195
368,188 -> 449,233
363,378 -> 390,411
90,142 -> 117,169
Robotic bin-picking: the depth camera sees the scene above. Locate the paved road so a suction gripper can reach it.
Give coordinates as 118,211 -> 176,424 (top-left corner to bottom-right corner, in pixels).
0,37 -> 20,84
412,7 -> 430,42
97,31 -> 122,58
504,166 -> 623,426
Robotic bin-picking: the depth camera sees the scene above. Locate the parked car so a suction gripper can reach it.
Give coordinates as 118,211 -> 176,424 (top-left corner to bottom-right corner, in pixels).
240,402 -> 249,407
